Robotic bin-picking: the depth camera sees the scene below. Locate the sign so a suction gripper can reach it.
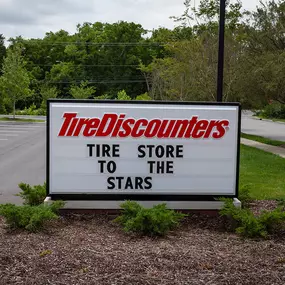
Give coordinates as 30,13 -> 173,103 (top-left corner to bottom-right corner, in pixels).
47,100 -> 241,201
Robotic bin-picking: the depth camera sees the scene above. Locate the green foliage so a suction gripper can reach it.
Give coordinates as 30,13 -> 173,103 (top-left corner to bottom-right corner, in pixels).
1,96 -> 13,114
115,201 -> 142,225
70,81 -> 96,99
258,208 -> 285,233
117,90 -> 131,101
0,34 -> 6,76
95,94 -> 112,100
220,199 -> 267,238
238,185 -> 253,208
236,213 -> 268,238
40,86 -> 58,110
220,199 -> 285,238
48,62 -> 75,83
0,97 -> 11,114
277,198 -> 285,210
17,182 -> 47,206
250,1 -> 285,52
258,102 -> 285,119
0,45 -> 32,118
8,21 -> 158,101
135,92 -> 152,101
15,103 -> 45,116
115,201 -> 186,236
48,200 -> 65,215
95,90 -> 151,101
0,202 -> 64,232
171,0 -> 244,32
19,103 -> 37,115
1,180 -> 64,232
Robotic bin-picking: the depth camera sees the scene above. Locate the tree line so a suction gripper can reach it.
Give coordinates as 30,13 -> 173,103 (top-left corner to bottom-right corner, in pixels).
0,0 -> 285,116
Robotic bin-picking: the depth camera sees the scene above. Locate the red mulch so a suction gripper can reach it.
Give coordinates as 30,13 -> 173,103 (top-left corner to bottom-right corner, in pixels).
0,201 -> 284,285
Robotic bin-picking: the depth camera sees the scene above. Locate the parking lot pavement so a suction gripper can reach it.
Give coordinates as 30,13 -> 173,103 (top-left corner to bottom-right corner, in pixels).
0,121 -> 46,204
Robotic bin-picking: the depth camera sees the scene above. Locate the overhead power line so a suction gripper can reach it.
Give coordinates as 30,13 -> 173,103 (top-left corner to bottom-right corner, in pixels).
40,80 -> 146,84
27,64 -> 140,67
23,42 -> 164,47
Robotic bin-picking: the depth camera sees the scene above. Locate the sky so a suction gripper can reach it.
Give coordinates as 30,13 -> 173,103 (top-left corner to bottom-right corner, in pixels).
0,0 -> 260,42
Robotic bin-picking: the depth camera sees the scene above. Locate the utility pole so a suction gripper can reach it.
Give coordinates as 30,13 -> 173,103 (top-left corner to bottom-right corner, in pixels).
217,0 -> 226,102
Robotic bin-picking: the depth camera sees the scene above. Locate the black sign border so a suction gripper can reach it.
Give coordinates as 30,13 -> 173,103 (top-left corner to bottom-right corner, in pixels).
47,99 -> 241,201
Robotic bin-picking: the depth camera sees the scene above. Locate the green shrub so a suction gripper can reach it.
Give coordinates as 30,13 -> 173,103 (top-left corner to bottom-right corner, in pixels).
220,199 -> 267,238
117,90 -> 132,101
260,102 -> 285,119
135,93 -> 152,101
15,104 -> 46,116
236,211 -> 268,238
115,200 -> 142,225
48,200 -> 65,215
0,201 -> 64,232
115,201 -> 186,236
259,208 -> 285,233
220,199 -> 285,238
238,185 -> 253,208
17,182 -> 46,206
277,198 -> 285,209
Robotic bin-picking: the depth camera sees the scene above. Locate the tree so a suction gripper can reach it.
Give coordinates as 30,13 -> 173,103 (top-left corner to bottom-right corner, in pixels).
247,0 -> 285,53
143,0 -> 251,104
143,39 -> 218,102
237,1 -> 285,106
40,85 -> 59,110
0,34 -> 6,113
175,0 -> 246,32
0,34 -> 6,75
0,46 -> 31,118
10,22 -> 155,100
71,21 -> 152,98
70,81 -> 96,99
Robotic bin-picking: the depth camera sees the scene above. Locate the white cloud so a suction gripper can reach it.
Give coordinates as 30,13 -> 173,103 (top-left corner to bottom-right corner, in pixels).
0,0 -> 260,41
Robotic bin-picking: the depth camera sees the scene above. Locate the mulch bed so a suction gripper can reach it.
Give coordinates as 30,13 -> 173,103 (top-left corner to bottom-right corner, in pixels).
0,201 -> 284,285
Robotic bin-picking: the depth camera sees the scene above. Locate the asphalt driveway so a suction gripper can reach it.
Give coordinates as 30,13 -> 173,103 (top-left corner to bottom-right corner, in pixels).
0,121 -> 46,204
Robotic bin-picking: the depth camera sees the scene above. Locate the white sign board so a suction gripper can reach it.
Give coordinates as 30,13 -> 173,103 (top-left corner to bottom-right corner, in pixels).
47,100 -> 240,201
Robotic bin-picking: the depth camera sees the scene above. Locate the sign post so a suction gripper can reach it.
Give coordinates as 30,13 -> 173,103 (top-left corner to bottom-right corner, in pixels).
217,0 -> 226,102
46,100 -> 241,210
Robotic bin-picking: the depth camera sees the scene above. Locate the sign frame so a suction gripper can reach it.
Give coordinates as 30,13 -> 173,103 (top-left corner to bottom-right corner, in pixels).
46,99 -> 241,201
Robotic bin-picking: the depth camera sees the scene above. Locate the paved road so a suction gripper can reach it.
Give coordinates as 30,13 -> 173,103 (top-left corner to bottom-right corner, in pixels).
0,121 -> 46,204
241,111 -> 285,142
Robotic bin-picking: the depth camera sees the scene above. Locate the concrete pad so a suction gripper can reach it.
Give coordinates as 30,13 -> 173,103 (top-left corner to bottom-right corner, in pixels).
44,197 -> 241,210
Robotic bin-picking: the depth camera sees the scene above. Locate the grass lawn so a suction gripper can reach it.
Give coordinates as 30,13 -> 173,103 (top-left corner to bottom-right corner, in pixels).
240,145 -> 285,200
0,117 -> 45,123
241,132 -> 285,147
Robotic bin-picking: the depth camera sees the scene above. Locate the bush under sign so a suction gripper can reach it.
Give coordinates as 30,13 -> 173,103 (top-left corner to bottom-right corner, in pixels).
47,100 -> 241,201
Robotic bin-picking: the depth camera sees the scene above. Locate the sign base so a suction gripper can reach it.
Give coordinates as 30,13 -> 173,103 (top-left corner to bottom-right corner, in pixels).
44,196 -> 241,211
